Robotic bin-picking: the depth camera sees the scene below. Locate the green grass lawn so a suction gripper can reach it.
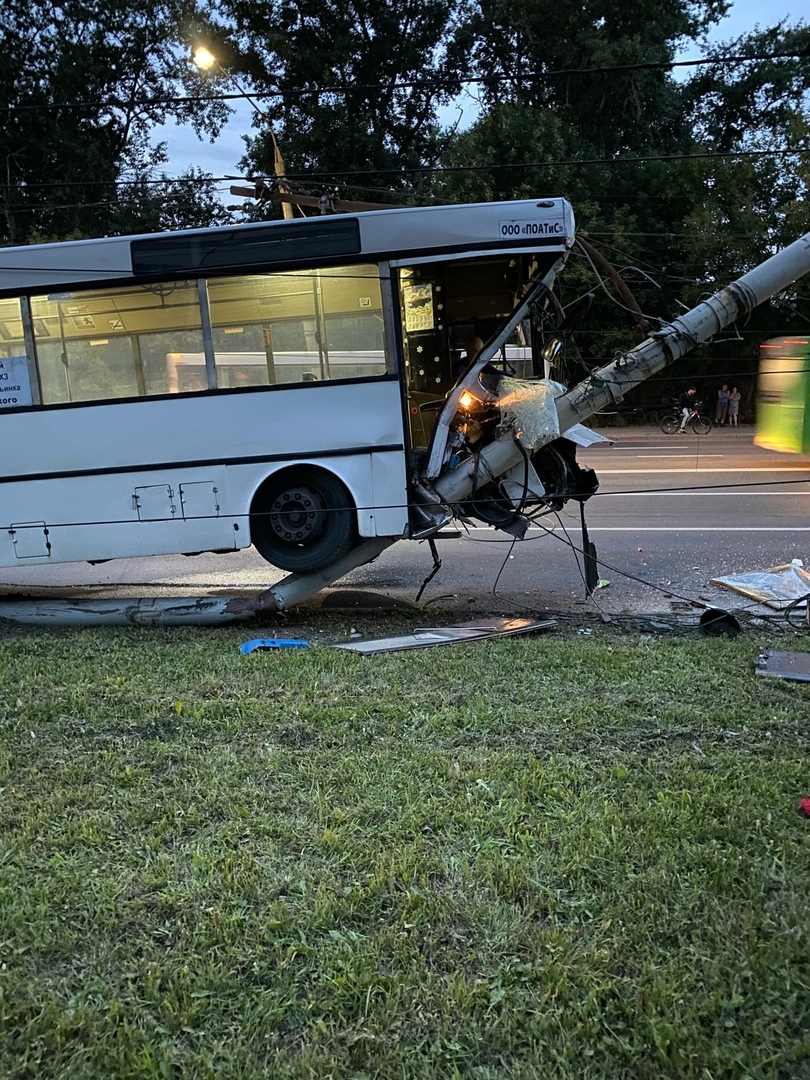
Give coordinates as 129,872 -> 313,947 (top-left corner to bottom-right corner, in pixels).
1,616 -> 809,1079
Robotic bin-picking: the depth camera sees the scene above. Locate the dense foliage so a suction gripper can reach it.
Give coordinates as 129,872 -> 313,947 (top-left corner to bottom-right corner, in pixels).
208,0 -> 810,403
2,1 -> 809,404
0,0 -> 230,243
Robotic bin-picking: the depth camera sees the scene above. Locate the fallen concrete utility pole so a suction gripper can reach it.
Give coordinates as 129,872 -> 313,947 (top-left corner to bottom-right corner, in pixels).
222,537 -> 395,616
0,538 -> 396,626
0,595 -> 258,627
433,230 -> 810,505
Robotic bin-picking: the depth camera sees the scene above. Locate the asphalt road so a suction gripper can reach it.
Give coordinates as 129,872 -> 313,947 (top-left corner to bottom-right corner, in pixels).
2,424 -> 809,615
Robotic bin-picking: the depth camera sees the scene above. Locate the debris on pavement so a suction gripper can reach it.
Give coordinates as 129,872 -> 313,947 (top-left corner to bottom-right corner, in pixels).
711,559 -> 810,610
755,649 -> 810,683
699,609 -> 741,637
239,638 -> 310,654
333,617 -> 555,655
596,579 -> 611,589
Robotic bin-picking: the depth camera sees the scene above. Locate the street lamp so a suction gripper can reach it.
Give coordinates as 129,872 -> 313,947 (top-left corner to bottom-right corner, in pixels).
193,46 -> 294,220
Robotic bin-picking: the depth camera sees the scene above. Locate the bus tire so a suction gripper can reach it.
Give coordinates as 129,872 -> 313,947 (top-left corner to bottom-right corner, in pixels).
249,467 -> 357,574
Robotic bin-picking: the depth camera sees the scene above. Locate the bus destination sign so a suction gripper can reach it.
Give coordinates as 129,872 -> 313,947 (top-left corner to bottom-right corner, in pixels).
0,355 -> 33,409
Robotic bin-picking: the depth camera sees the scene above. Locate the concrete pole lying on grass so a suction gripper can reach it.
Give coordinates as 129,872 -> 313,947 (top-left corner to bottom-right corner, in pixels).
222,537 -> 396,616
0,539 -> 397,626
433,230 -> 810,505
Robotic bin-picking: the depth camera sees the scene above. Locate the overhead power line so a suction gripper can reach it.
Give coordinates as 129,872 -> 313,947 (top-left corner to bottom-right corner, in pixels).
3,144 -> 810,198
284,147 -> 810,180
5,48 -> 810,113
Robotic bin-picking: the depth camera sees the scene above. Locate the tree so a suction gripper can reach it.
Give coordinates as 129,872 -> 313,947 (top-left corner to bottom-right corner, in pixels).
0,0 -> 230,245
207,0 -> 464,205
433,7 -> 810,405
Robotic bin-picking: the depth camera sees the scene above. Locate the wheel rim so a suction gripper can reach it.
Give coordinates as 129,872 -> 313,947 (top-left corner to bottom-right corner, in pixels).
269,485 -> 327,546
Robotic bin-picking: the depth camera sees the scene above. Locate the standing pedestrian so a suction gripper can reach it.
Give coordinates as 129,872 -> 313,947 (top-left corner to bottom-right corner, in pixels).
715,383 -> 730,425
728,386 -> 741,427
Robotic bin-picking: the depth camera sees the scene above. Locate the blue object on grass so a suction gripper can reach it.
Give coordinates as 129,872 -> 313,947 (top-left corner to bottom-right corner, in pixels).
239,638 -> 309,654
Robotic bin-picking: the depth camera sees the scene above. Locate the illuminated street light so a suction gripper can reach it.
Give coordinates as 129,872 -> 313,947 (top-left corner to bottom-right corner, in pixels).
192,45 -> 294,219
192,46 -> 216,71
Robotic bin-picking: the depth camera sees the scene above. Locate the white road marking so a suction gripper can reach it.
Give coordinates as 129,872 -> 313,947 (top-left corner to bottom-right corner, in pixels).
578,526 -> 810,532
603,450 -> 727,456
596,447 -> 730,451
596,467 -> 810,474
465,526 -> 810,533
597,490 -> 810,497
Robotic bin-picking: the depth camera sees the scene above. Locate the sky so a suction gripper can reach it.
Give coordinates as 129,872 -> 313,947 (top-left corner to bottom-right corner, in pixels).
156,0 -> 802,193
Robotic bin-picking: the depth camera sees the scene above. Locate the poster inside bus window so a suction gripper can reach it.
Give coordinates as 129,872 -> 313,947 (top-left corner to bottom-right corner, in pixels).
403,283 -> 435,332
0,355 -> 33,408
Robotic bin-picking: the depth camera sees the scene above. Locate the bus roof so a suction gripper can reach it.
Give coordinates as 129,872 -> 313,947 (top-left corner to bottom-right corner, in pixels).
0,198 -> 575,294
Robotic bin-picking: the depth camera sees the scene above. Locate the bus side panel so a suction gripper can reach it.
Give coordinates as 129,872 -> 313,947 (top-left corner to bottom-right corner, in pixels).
3,381 -> 405,477
0,380 -> 409,566
370,452 -> 410,537
0,467 -> 237,564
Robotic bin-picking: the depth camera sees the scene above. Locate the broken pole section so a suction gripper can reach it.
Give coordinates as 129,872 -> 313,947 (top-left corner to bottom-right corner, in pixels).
222,537 -> 397,616
0,538 -> 398,626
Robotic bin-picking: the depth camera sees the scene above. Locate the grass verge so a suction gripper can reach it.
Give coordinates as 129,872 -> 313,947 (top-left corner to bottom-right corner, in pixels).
1,615 -> 809,1079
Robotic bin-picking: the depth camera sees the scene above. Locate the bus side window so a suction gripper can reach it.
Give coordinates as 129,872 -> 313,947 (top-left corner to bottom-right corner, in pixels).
30,281 -> 206,404
206,265 -> 387,387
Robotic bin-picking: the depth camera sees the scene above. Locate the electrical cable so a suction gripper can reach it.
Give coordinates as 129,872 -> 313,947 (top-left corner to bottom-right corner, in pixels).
783,591 -> 810,629
0,467 -> 809,535
572,242 -> 664,327
490,535 -> 519,602
4,146 -> 810,206
2,482 -> 804,627
453,487 -> 810,628
7,48 -> 810,114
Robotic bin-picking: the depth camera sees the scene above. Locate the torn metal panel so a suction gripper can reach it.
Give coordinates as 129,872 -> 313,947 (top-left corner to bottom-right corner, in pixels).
440,617 -> 557,637
333,617 -> 555,654
562,424 -> 614,448
755,649 -> 810,682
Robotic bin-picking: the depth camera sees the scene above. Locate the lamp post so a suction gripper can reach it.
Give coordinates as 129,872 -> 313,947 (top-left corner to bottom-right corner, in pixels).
192,46 -> 294,220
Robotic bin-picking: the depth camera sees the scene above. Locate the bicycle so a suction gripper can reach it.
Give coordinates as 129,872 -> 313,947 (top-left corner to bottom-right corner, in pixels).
660,401 -> 713,435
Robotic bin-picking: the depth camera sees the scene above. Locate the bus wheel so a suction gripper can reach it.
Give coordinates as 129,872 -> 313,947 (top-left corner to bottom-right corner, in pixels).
249,468 -> 357,573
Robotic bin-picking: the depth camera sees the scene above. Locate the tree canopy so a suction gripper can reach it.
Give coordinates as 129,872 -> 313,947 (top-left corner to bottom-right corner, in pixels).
2,2 -> 809,403
0,0 -> 229,244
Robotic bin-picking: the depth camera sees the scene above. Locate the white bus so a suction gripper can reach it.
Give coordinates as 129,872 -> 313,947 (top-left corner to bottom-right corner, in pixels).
0,199 -> 577,574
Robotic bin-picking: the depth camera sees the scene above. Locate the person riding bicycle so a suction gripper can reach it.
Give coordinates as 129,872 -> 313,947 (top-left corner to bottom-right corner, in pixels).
678,386 -> 698,432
